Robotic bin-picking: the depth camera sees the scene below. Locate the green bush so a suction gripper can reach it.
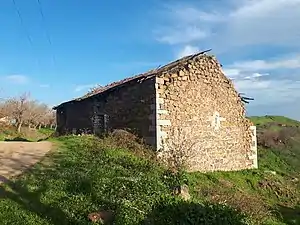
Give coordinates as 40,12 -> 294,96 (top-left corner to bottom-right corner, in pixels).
141,197 -> 250,225
162,169 -> 189,190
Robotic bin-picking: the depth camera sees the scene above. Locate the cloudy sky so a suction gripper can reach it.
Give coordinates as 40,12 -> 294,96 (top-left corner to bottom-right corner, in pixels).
0,0 -> 299,119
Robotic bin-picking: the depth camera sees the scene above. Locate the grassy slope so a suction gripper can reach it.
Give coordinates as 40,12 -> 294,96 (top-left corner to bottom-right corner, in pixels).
249,115 -> 300,126
0,136 -> 247,225
0,116 -> 299,224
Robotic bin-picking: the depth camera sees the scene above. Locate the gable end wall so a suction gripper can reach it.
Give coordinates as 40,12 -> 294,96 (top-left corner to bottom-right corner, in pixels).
154,55 -> 258,172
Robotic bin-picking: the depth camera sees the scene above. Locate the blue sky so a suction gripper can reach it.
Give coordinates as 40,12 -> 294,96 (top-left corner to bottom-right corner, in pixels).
0,0 -> 300,119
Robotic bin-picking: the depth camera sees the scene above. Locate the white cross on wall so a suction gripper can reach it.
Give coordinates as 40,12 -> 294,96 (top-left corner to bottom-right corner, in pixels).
208,111 -> 226,130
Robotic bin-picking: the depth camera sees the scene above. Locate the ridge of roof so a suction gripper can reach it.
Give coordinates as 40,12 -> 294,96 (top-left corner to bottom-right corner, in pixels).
53,49 -> 212,109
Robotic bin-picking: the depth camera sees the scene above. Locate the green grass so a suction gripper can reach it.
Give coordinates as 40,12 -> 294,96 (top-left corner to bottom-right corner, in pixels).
0,124 -> 18,141
0,136 -> 249,225
38,128 -> 55,136
0,116 -> 299,224
0,125 -> 54,142
249,115 -> 300,126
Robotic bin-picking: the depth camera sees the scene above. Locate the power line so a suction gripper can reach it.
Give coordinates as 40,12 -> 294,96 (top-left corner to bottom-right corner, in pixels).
12,0 -> 42,71
12,0 -> 34,48
36,0 -> 56,65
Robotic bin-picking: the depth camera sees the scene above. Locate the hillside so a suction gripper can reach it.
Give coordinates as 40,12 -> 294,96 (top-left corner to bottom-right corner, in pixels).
0,116 -> 299,224
250,115 -> 300,127
251,116 -> 300,176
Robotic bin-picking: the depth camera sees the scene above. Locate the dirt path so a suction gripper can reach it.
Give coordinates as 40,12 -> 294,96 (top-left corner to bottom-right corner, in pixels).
0,141 -> 52,182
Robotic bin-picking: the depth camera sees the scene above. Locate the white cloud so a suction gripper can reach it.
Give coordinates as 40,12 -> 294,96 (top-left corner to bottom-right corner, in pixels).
164,5 -> 224,23
177,45 -> 200,58
155,0 -> 300,49
153,1 -> 300,118
222,54 -> 300,82
74,84 -> 98,92
222,68 -> 270,80
243,73 -> 269,80
230,55 -> 300,71
5,75 -> 29,84
251,73 -> 269,78
233,79 -> 300,106
221,68 -> 241,77
221,54 -> 300,111
228,0 -> 300,47
156,26 -> 208,45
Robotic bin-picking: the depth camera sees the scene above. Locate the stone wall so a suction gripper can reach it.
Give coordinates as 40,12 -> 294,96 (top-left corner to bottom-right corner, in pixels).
55,53 -> 257,172
56,77 -> 157,145
56,99 -> 94,135
155,55 -> 257,172
98,77 -> 156,145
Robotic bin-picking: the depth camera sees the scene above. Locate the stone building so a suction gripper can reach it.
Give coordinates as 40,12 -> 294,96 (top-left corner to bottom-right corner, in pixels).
53,51 -> 257,172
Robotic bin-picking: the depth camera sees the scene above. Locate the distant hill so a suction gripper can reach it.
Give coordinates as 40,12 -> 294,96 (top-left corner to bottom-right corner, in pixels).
249,115 -> 300,126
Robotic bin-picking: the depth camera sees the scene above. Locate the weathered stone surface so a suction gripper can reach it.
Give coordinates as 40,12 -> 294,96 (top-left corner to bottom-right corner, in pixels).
155,55 -> 256,172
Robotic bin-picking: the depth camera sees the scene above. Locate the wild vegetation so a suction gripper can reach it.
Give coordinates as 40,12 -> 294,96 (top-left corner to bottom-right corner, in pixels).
0,115 -> 299,224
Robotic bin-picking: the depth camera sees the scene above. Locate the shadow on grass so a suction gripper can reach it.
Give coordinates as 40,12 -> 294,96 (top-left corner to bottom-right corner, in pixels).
37,137 -> 50,142
0,175 -> 79,225
276,204 -> 300,225
0,137 -> 249,225
4,137 -> 32,142
140,200 -> 249,225
0,138 -> 116,224
4,136 -> 53,142
0,138 -> 96,225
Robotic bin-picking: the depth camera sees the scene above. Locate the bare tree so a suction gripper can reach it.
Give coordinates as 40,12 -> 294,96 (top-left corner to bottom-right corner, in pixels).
0,92 -> 55,131
35,103 -> 50,129
24,100 -> 40,128
47,110 -> 56,129
4,92 -> 30,133
0,102 -> 5,119
0,94 -> 8,119
24,102 -> 51,129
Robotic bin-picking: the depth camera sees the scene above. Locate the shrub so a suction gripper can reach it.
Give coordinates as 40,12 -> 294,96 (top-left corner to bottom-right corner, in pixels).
258,126 -> 300,148
257,130 -> 280,148
102,129 -> 157,161
162,169 -> 189,190
278,127 -> 300,145
141,197 -> 250,225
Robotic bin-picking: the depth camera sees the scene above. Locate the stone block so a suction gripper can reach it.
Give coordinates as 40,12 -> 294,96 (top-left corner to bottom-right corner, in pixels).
157,109 -> 169,115
156,77 -> 165,84
179,70 -> 185,76
157,120 -> 171,126
157,98 -> 164,104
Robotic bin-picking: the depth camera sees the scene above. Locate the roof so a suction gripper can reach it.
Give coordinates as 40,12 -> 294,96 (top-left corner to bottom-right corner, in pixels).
53,49 -> 212,109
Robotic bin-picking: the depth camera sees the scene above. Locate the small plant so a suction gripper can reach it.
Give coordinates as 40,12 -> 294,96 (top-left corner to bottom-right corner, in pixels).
158,121 -> 200,173
162,169 -> 189,190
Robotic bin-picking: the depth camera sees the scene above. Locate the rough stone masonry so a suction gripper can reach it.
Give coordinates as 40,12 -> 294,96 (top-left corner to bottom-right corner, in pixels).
53,51 -> 257,172
152,54 -> 257,172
